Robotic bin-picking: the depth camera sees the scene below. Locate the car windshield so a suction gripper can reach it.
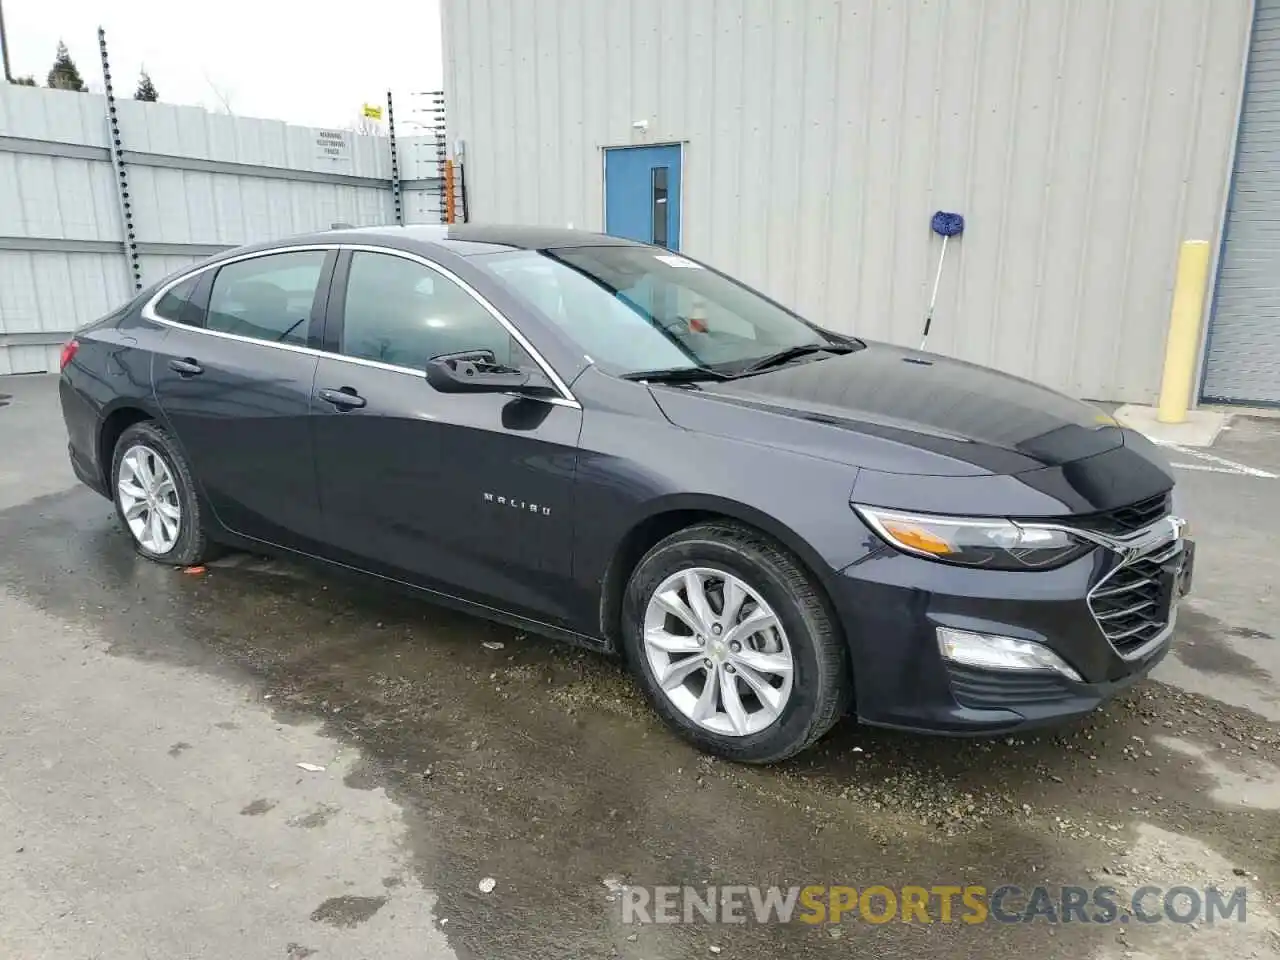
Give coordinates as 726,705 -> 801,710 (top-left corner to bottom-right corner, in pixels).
475,245 -> 850,376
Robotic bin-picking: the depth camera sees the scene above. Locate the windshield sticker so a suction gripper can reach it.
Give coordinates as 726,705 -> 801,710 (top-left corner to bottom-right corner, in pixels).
654,254 -> 704,269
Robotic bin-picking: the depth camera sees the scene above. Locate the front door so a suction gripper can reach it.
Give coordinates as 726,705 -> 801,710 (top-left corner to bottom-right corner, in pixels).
151,249 -> 334,552
309,249 -> 583,626
604,144 -> 682,250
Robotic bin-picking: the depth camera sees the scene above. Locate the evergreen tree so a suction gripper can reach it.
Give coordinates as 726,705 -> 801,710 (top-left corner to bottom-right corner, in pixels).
46,41 -> 86,91
134,70 -> 158,102
13,76 -> 37,87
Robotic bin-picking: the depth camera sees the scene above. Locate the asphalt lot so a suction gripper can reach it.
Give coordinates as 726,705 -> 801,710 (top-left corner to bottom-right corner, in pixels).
2,371 -> 1280,959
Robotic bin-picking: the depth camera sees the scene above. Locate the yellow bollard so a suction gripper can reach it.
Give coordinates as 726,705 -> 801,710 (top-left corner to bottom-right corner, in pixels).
1157,240 -> 1212,424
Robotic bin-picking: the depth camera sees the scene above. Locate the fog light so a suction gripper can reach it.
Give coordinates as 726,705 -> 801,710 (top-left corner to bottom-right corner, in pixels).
936,627 -> 1082,682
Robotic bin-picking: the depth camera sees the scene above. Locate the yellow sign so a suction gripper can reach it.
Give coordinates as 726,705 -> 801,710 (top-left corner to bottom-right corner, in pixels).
362,104 -> 383,120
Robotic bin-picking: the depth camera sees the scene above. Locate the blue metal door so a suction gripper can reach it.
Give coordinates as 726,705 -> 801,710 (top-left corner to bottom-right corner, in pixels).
604,144 -> 682,250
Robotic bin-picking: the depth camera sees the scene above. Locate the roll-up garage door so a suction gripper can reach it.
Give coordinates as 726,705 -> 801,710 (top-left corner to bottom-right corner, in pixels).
1204,0 -> 1280,404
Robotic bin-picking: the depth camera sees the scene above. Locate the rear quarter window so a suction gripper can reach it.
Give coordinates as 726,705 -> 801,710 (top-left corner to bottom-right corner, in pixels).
152,275 -> 203,325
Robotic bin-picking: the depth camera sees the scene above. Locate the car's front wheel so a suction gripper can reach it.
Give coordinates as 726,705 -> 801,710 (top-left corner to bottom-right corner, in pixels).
111,420 -> 210,566
621,521 -> 850,763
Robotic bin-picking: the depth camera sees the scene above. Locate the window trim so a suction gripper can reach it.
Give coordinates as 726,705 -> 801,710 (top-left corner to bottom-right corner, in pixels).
140,243 -> 580,408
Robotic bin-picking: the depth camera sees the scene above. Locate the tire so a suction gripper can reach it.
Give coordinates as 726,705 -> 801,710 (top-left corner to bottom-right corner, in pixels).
621,521 -> 850,763
110,420 -> 211,566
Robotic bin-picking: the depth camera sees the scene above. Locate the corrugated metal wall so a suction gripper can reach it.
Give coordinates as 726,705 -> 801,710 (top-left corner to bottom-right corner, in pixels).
0,85 -> 444,374
1203,0 -> 1280,403
443,0 -> 1253,402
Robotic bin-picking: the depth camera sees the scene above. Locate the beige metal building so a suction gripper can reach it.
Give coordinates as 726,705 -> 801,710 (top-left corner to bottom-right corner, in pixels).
441,0 -> 1279,405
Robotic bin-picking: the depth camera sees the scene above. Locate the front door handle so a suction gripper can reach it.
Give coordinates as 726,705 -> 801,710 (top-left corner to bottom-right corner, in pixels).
318,387 -> 367,410
168,358 -> 203,377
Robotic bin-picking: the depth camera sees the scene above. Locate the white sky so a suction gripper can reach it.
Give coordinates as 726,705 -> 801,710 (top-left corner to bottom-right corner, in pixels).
4,0 -> 444,129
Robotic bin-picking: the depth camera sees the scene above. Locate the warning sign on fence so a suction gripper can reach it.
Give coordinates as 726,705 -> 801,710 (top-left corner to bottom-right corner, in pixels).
314,130 -> 352,163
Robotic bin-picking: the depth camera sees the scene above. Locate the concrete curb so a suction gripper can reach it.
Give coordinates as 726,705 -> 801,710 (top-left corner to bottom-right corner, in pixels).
1113,405 -> 1227,448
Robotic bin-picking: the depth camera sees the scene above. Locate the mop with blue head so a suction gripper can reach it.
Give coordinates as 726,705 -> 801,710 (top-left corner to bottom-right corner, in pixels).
920,211 -> 965,350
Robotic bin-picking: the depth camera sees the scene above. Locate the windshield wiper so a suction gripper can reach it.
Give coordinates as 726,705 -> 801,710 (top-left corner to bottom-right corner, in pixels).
621,365 -> 733,383
739,341 -> 857,375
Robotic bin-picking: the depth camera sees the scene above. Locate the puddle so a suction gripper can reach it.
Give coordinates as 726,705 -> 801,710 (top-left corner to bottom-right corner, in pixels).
1175,608 -> 1273,683
1156,736 -> 1280,812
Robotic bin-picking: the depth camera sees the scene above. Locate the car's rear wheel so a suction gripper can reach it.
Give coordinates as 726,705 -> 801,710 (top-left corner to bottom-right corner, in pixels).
111,420 -> 210,566
621,521 -> 850,763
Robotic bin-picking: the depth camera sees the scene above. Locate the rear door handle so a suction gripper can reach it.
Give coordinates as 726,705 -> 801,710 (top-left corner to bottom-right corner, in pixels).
168,358 -> 203,377
318,387 -> 367,410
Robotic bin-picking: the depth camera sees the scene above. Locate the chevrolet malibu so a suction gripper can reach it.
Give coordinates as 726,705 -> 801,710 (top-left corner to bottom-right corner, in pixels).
58,225 -> 1194,762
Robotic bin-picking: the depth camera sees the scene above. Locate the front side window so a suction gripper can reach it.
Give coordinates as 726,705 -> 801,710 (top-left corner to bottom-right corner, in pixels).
340,252 -> 528,370
207,251 -> 326,346
475,245 -> 846,376
152,275 -> 201,325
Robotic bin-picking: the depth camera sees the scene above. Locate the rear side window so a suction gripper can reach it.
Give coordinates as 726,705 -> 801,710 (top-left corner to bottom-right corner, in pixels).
152,275 -> 202,325
207,252 -> 327,346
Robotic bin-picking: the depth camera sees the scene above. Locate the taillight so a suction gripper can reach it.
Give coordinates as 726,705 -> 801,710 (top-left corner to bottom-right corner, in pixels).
59,339 -> 79,371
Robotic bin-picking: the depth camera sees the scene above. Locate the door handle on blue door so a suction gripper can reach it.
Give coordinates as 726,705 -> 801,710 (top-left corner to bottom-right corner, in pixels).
168,358 -> 203,376
318,387 -> 367,410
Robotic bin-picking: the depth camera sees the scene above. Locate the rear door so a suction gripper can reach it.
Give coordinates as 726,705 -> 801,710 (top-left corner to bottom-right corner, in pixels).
151,248 -> 335,552
309,248 -> 584,625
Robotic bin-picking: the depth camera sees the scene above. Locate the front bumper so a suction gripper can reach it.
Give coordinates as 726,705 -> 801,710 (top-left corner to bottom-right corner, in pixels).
830,535 -> 1194,735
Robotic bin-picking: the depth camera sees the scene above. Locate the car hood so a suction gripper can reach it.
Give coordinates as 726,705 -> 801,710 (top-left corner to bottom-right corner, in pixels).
648,342 -> 1126,478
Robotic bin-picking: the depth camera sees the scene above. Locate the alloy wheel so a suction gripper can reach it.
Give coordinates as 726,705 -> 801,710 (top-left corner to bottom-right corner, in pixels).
116,444 -> 182,554
642,567 -> 795,736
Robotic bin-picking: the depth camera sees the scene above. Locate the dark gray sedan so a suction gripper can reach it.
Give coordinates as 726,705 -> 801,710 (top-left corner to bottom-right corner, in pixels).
58,225 -> 1193,762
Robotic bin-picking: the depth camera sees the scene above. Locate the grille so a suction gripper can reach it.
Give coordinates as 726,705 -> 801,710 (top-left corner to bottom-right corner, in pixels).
1070,492 -> 1170,538
1088,541 -> 1180,657
946,663 -> 1076,710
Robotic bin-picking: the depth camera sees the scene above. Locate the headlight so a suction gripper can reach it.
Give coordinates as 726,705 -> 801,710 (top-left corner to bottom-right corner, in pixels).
855,506 -> 1092,570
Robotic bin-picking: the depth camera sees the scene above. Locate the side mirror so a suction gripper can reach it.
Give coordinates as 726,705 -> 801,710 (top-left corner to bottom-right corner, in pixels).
426,351 -> 531,393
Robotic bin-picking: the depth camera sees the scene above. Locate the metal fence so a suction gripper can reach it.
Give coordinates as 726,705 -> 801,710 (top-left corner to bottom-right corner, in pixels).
0,83 -> 447,374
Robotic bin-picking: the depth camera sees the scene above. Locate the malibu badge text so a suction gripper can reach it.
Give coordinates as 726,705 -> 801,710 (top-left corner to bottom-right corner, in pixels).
484,493 -> 552,517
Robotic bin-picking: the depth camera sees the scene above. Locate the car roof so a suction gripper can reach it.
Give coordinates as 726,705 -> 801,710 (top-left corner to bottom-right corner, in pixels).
266,223 -> 649,257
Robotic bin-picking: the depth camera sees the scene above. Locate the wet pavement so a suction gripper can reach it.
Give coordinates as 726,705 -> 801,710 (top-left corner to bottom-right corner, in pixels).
2,372 -> 1280,959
